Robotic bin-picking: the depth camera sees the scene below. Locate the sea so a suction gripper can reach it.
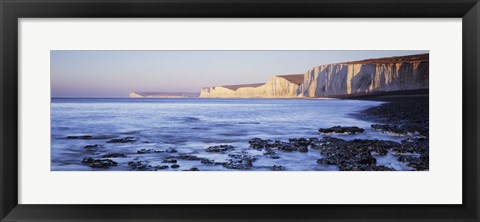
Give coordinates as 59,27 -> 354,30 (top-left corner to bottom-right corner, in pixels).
51,98 -> 413,171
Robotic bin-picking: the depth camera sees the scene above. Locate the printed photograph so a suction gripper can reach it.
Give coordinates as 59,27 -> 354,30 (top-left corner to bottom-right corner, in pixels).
51,50 -> 429,171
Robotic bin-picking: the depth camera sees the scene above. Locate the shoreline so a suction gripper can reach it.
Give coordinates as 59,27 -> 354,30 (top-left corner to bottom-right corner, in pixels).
350,93 -> 429,170
52,92 -> 429,171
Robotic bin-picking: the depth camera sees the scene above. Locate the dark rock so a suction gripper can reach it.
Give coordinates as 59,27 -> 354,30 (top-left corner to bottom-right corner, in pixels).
354,97 -> 429,137
188,167 -> 200,171
357,154 -> 377,165
83,144 -> 99,149
314,137 -> 399,171
82,157 -> 118,168
67,135 -> 115,140
137,149 -> 162,154
250,137 -> 311,153
275,141 -> 297,152
272,165 -> 284,171
206,145 -> 234,153
318,126 -> 365,135
317,158 -> 337,165
340,165 -> 396,171
398,154 -> 429,171
297,146 -> 308,153
223,154 -> 257,170
176,155 -> 203,161
371,124 -> 421,136
200,159 -> 216,165
164,148 -> 178,153
67,135 -> 93,139
162,159 -> 177,163
107,137 -> 136,143
171,164 -> 180,169
288,138 -> 311,147
394,137 -> 429,154
248,138 -> 273,149
263,149 -> 280,159
101,153 -> 127,158
154,165 -> 169,170
128,161 -> 152,170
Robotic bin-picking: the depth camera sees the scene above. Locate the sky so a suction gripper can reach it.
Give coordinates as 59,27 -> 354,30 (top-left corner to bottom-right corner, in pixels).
51,50 -> 428,98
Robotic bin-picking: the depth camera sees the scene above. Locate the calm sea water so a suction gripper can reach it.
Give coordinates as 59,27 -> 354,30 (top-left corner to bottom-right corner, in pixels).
51,98 -> 411,171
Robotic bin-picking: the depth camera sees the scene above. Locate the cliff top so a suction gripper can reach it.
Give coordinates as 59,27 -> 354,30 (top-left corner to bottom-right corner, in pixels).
277,74 -> 304,85
342,53 -> 429,65
222,83 -> 265,90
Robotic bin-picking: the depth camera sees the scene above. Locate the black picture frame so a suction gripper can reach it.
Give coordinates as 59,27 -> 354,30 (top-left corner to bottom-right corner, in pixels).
1,0 -> 479,221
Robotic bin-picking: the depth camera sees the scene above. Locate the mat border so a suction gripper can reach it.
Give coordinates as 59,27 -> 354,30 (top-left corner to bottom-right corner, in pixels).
1,0 -> 479,221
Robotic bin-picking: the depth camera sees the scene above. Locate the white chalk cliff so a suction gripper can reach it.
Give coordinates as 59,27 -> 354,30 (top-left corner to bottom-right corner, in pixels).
199,53 -> 429,98
200,74 -> 304,98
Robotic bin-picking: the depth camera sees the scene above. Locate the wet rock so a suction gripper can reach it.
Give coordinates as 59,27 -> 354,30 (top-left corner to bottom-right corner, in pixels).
355,97 -> 429,137
137,149 -> 163,154
248,138 -> 272,149
223,160 -> 252,170
272,140 -> 308,152
164,148 -> 178,153
162,159 -> 177,163
357,154 -> 377,165
67,135 -> 95,140
83,144 -> 99,149
317,158 -> 336,165
206,145 -> 234,153
129,161 -> 171,171
223,154 -> 257,170
263,149 -> 280,159
398,154 -> 429,171
200,159 -> 225,166
272,165 -> 284,171
315,137 -> 399,171
82,157 -> 118,168
176,154 -> 203,161
340,165 -> 396,171
275,141 -> 298,152
249,138 -> 311,152
154,165 -> 169,170
371,124 -> 420,136
227,154 -> 257,161
101,153 -> 127,158
67,135 -> 115,140
107,137 -> 136,143
297,146 -> 308,153
200,159 -> 215,165
288,138 -> 311,147
171,164 -> 180,169
394,137 -> 429,154
318,126 -> 365,135
128,161 -> 152,170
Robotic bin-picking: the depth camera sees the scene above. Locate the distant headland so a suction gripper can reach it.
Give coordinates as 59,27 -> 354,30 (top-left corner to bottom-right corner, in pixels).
129,92 -> 199,98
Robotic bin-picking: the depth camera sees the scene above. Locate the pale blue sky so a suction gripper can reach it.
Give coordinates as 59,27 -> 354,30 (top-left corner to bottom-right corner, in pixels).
51,50 -> 428,98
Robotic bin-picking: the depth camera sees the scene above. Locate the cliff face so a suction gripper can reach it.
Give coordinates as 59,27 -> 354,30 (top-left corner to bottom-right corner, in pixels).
200,75 -> 304,98
298,55 -> 429,97
199,53 -> 429,98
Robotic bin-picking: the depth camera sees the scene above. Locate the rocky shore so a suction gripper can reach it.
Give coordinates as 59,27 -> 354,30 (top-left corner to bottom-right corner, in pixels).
352,94 -> 429,170
65,94 -> 428,171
